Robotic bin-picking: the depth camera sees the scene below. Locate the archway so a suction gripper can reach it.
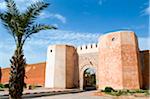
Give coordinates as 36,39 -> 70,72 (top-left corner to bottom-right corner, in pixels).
83,68 -> 96,90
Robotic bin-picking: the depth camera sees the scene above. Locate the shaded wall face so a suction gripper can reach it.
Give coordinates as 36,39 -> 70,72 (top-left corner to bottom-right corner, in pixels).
121,33 -> 142,89
1,62 -> 46,86
66,46 -> 79,88
140,50 -> 150,89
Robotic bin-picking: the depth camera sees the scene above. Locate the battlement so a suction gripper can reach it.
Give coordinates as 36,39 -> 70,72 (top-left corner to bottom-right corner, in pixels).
77,43 -> 99,54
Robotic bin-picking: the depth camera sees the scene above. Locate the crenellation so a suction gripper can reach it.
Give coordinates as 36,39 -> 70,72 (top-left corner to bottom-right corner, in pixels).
77,43 -> 99,54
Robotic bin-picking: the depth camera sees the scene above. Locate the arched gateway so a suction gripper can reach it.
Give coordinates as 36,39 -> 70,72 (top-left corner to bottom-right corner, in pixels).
44,31 -> 143,90
83,68 -> 96,90
77,44 -> 99,90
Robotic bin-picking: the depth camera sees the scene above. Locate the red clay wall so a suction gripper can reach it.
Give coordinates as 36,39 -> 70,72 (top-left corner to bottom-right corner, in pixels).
0,62 -> 46,86
98,31 -> 142,89
140,50 -> 150,89
0,67 -> 10,84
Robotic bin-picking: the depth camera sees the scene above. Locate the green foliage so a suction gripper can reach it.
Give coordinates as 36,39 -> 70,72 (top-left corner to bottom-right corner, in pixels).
102,87 -> 150,96
106,90 -> 128,96
145,91 -> 150,96
4,84 -> 9,88
103,87 -> 115,92
0,83 -> 9,88
0,84 -> 4,88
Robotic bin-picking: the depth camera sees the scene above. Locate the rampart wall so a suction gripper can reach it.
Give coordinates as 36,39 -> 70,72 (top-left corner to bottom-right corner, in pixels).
0,62 -> 46,86
140,50 -> 150,89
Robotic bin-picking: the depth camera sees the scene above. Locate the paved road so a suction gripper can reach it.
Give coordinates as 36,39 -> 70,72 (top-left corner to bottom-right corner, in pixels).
1,90 -> 149,99
30,91 -> 150,99
30,91 -> 114,99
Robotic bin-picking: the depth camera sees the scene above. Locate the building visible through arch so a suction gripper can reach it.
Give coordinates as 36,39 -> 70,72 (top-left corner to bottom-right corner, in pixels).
83,68 -> 96,90
0,31 -> 150,90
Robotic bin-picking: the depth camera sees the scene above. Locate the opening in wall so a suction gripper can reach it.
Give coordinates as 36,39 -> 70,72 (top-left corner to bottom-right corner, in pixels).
50,50 -> 52,52
96,44 -> 98,47
112,37 -> 115,41
91,45 -> 92,48
86,46 -> 87,49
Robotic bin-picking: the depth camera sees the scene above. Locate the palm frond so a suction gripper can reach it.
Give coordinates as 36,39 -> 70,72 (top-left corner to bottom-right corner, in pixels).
22,2 -> 49,27
0,12 -> 18,42
4,0 -> 23,37
5,0 -> 20,16
0,10 -> 23,43
22,24 -> 57,44
28,24 -> 57,34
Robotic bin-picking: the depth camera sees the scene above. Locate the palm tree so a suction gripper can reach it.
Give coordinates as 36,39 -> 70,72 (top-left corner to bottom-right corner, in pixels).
0,0 -> 57,98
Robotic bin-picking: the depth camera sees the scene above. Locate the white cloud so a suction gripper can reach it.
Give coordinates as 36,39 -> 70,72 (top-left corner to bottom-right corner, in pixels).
0,0 -> 43,11
98,0 -> 103,5
27,30 -> 100,46
138,37 -> 150,50
0,1 -> 6,10
52,23 -> 59,28
145,7 -> 150,15
98,0 -> 106,6
53,14 -> 66,24
141,6 -> 150,16
40,12 -> 67,24
39,12 -> 50,18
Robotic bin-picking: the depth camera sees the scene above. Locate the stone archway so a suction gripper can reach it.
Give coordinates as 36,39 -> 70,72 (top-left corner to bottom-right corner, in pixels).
83,68 -> 96,90
79,65 -> 98,90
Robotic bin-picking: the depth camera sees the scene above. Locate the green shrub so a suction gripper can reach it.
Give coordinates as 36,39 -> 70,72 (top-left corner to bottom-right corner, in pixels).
0,84 -> 4,88
4,84 -> 9,88
104,87 -> 115,92
103,89 -> 150,96
145,91 -> 150,96
135,89 -> 145,93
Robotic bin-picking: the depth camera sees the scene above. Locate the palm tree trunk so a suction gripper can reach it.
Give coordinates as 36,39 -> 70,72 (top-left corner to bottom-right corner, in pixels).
9,47 -> 26,99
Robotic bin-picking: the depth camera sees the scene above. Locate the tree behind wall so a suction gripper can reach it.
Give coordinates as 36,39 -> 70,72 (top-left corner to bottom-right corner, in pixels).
0,0 -> 57,98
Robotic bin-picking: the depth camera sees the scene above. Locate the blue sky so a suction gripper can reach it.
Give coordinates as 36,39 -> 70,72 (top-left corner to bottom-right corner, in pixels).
0,0 -> 149,67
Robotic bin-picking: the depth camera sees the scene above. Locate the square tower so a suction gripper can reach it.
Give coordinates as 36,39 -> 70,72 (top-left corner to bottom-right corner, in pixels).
45,45 -> 78,88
